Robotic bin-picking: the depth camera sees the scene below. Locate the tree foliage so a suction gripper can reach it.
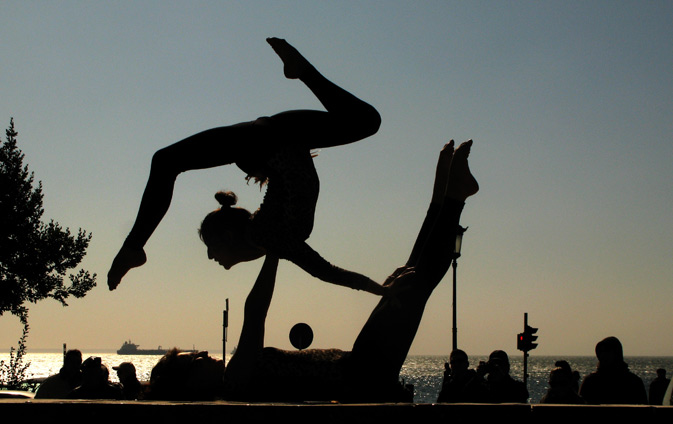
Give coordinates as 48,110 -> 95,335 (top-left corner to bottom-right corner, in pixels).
0,118 -> 96,323
0,321 -> 31,389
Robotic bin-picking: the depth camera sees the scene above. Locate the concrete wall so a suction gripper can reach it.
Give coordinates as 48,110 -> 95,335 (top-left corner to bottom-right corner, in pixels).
2,400 -> 673,423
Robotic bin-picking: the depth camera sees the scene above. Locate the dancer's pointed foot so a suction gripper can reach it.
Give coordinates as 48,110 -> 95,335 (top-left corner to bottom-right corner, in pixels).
445,140 -> 479,201
266,37 -> 314,79
107,247 -> 147,291
431,140 -> 455,204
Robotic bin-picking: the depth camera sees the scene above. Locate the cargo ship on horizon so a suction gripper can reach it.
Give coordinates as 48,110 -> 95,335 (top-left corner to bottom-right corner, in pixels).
116,340 -> 168,355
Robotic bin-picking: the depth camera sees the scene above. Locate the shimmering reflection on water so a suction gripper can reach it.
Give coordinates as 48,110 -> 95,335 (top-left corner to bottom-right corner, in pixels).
400,355 -> 673,403
4,353 -> 672,403
2,352 -> 228,383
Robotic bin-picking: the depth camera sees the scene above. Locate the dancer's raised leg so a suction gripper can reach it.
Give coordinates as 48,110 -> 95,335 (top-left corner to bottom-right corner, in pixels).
107,122 -> 262,290
412,140 -> 478,285
405,140 -> 454,268
266,37 -> 381,147
349,141 -> 479,393
108,39 -> 381,291
444,139 -> 479,202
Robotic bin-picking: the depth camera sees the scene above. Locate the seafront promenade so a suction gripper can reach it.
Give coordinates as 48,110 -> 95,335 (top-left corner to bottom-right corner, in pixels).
2,399 -> 673,423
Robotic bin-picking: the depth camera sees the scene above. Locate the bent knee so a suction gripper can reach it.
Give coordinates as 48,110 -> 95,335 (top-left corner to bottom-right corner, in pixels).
151,147 -> 183,176
360,105 -> 381,137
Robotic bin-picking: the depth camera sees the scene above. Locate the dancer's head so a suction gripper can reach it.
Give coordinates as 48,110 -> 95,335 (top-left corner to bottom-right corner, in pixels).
148,349 -> 225,400
199,191 -> 265,269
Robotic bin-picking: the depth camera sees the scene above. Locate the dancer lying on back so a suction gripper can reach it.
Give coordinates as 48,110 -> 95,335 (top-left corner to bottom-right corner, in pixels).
108,38 -> 385,296
221,140 -> 479,402
147,140 -> 478,402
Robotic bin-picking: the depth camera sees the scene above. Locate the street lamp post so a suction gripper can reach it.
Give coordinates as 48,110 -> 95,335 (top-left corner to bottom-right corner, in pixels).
452,226 -> 467,352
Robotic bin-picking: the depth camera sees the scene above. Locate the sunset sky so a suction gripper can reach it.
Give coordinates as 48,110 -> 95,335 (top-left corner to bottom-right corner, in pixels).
1,1 -> 672,358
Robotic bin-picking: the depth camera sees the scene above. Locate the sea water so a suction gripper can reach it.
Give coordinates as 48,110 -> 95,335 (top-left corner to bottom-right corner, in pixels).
401,355 -> 673,403
4,352 -> 673,403
1,351 -> 229,387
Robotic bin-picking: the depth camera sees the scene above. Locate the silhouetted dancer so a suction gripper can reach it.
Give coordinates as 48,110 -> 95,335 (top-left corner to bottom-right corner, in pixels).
579,336 -> 647,404
147,349 -> 225,401
108,37 -> 384,296
219,140 -> 479,402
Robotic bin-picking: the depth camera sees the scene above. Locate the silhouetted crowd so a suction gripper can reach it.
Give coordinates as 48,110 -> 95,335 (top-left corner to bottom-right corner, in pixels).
31,336 -> 672,404
437,336 -> 670,405
34,350 -> 144,400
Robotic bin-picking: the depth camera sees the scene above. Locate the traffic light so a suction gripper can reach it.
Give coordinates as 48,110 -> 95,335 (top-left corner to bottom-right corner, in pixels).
517,325 -> 538,352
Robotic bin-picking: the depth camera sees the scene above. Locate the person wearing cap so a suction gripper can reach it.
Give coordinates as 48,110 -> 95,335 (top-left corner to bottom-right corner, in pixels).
114,361 -> 143,400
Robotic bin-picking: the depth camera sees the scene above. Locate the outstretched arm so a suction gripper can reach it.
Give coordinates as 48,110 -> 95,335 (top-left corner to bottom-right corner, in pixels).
238,254 -> 280,354
288,241 -> 386,296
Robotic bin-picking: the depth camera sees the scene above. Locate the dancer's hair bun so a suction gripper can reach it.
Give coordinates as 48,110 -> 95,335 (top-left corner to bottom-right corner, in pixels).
214,190 -> 238,208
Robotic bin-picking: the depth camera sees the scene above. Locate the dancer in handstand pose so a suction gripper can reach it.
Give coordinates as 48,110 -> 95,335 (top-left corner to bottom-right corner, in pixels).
108,38 -> 384,296
218,140 -> 479,402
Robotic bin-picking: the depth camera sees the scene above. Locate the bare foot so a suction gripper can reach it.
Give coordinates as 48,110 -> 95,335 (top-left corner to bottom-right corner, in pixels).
445,140 -> 479,201
431,140 -> 454,204
107,247 -> 147,291
266,37 -> 314,79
